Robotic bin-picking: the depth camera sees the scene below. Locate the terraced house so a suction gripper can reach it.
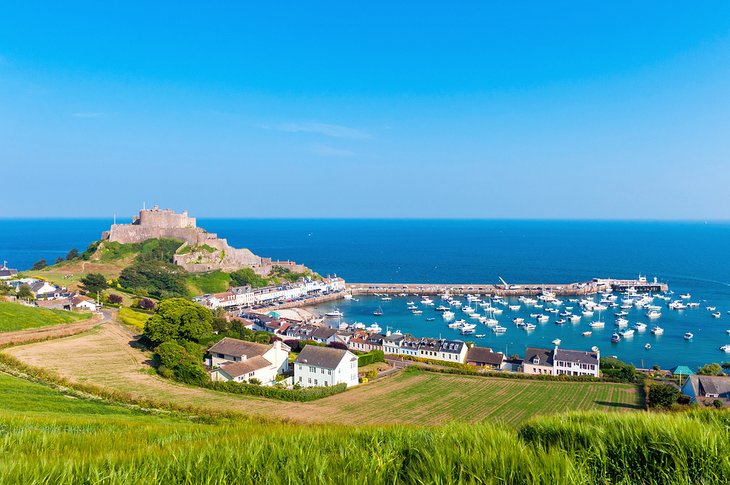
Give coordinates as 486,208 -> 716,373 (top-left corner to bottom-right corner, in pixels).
523,346 -> 600,377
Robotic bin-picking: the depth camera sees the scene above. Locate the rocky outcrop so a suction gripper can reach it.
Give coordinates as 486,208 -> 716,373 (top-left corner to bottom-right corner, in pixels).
102,206 -> 308,275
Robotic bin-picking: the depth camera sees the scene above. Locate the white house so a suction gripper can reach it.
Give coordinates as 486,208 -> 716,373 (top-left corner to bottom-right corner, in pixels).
437,340 -> 467,363
523,346 -> 600,377
71,295 -> 99,311
207,337 -> 290,386
294,345 -> 359,388
29,280 -> 58,298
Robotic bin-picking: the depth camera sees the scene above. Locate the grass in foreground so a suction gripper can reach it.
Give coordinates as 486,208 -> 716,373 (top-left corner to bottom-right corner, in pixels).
1,370 -> 728,484
0,301 -> 90,333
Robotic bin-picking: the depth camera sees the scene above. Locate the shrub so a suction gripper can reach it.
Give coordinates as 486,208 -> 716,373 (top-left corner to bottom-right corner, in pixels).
712,399 -> 724,409
647,383 -> 681,408
358,350 -> 385,367
207,380 -> 347,402
31,259 -> 47,270
107,294 -> 123,304
697,363 -> 725,376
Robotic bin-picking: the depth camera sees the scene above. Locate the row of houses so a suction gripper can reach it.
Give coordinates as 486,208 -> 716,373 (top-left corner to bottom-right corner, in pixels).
238,311 -> 600,376
193,277 -> 346,310
4,277 -> 101,311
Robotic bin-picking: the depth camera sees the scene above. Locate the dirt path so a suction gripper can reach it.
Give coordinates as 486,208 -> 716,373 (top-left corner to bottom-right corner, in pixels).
0,311 -> 109,346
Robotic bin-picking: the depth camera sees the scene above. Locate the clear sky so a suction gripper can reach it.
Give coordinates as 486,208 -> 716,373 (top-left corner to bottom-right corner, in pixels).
2,2 -> 730,219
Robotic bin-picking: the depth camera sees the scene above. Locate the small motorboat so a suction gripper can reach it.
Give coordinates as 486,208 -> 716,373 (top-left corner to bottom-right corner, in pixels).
645,343 -> 651,350
442,311 -> 455,320
536,314 -> 549,323
707,306 -> 717,312
425,317 -> 435,322
569,315 -> 581,323
651,325 -> 664,335
719,344 -> 730,353
461,328 -> 475,335
512,317 -> 525,324
492,325 -> 507,334
633,322 -> 647,332
411,309 -> 423,315
324,309 -> 344,318
611,333 -> 621,343
508,305 -> 521,311
619,329 -> 634,338
591,345 -> 599,352
555,319 -> 566,325
582,331 -> 592,336
552,338 -> 561,346
589,321 -> 605,328
615,318 -> 629,327
646,310 -> 661,319
475,334 -> 486,338
435,305 -> 450,311
683,332 -> 693,340
712,312 -> 721,318
524,323 -> 536,331
680,293 -> 691,299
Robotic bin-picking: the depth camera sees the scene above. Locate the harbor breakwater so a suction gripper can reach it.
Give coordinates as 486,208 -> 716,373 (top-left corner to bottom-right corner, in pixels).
347,279 -> 668,297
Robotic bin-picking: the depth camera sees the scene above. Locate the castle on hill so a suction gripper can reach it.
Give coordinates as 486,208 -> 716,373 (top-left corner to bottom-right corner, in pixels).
102,206 -> 306,275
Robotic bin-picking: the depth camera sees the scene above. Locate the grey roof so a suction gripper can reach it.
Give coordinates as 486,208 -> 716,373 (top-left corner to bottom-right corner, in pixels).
693,376 -> 730,398
29,280 -> 55,293
311,327 -> 338,340
439,340 -> 465,354
525,347 -> 553,366
295,345 -> 354,370
383,335 -> 404,344
208,337 -> 270,358
466,347 -> 505,366
0,268 -> 17,278
219,356 -> 272,377
554,348 -> 599,365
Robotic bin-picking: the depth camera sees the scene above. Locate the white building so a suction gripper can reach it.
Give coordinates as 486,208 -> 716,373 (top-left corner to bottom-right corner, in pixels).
71,295 -> 99,311
523,346 -> 600,377
294,345 -> 359,388
207,337 -> 290,386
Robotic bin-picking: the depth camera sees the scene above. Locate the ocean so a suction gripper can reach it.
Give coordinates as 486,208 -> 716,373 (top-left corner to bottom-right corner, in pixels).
1,218 -> 729,369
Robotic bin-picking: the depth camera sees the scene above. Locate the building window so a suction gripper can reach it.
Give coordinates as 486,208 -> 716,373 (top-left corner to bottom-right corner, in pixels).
328,370 -> 332,375
310,366 -> 315,372
308,378 -> 311,384
314,379 -> 318,385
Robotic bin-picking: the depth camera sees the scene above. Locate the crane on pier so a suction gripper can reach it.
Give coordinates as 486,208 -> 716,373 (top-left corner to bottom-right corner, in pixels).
498,276 -> 522,290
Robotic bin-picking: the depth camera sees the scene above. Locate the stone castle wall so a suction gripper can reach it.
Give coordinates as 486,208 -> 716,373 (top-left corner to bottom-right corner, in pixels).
102,207 -> 309,276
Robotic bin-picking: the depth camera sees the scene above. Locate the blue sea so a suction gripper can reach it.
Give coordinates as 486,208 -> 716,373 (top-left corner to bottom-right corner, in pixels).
1,218 -> 730,370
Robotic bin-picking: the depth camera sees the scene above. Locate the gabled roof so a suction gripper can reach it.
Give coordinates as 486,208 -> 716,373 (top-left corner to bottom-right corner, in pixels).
294,345 -> 355,370
525,347 -> 553,366
671,365 -> 694,376
218,356 -> 272,377
208,337 -> 270,358
466,347 -> 504,366
686,375 -> 730,398
311,327 -> 338,340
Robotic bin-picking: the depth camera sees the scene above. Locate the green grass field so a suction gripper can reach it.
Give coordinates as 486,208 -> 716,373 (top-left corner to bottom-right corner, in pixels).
0,301 -> 91,333
336,369 -> 642,425
1,368 -> 728,484
185,270 -> 231,295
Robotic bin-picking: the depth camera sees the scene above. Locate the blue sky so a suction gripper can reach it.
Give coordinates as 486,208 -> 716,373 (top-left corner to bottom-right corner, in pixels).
2,2 -> 730,219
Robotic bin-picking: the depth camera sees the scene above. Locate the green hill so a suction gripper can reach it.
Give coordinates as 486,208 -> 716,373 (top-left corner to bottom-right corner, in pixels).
27,238 -> 314,300
0,369 -> 728,484
0,301 -> 91,333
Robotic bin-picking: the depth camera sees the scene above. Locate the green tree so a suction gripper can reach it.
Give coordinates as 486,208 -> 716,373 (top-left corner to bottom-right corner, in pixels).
229,268 -> 269,288
697,363 -> 725,376
81,273 -> 108,294
66,248 -> 79,261
647,383 -> 681,408
0,282 -> 13,295
31,259 -> 47,270
107,294 -> 123,305
54,256 -> 64,265
143,298 -> 213,346
16,284 -> 35,300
